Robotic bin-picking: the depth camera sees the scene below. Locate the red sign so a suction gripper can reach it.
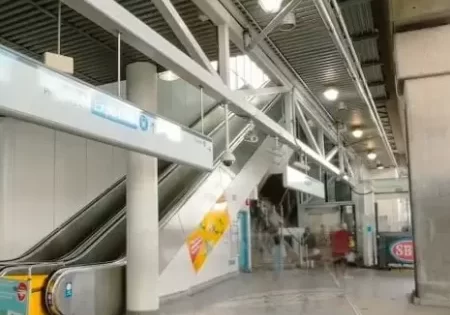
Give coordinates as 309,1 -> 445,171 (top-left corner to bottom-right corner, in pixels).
390,239 -> 414,263
16,282 -> 27,302
188,236 -> 203,263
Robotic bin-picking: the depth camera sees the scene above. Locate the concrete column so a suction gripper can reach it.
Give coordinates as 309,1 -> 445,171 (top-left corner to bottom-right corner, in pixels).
126,62 -> 159,314
396,24 -> 450,307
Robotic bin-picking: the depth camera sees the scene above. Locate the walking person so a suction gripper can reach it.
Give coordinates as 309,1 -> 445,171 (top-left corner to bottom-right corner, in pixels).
317,224 -> 331,268
272,234 -> 285,279
330,223 -> 351,278
301,227 -> 318,268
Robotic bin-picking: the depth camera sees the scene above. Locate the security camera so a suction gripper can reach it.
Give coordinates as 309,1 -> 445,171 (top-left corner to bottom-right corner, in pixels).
222,150 -> 236,167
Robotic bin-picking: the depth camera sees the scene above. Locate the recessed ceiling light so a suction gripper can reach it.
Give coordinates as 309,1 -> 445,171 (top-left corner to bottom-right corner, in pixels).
259,0 -> 282,13
352,127 -> 363,138
158,70 -> 179,81
323,87 -> 339,101
367,150 -> 377,160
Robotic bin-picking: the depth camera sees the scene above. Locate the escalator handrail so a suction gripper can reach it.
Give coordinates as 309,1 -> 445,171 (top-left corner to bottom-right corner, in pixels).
0,175 -> 126,264
160,93 -> 282,228
0,209 -> 127,276
156,81 -> 272,183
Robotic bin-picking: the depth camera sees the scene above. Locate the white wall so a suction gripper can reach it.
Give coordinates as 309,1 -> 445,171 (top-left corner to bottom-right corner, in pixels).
159,137 -> 285,297
0,76 -> 217,260
0,118 -> 127,259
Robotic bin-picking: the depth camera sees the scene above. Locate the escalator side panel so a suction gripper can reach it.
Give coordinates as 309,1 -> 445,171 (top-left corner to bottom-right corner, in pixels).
159,165 -> 235,273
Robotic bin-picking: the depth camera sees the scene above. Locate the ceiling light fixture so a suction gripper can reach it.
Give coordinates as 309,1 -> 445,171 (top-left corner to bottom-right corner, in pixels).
158,70 -> 179,81
351,126 -> 364,139
376,161 -> 384,170
343,174 -> 349,181
367,150 -> 377,161
259,0 -> 282,13
323,87 -> 339,101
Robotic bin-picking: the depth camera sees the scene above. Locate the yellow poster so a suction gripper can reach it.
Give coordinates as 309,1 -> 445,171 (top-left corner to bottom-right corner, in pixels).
186,196 -> 230,273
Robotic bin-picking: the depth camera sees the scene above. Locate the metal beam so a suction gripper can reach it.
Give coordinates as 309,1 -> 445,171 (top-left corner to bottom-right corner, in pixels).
62,0 -> 342,176
351,30 -> 379,42
237,86 -> 290,98
361,59 -> 383,67
246,0 -> 305,51
218,24 -> 230,85
343,151 -> 355,179
294,100 -> 322,156
317,128 -> 325,156
315,0 -> 397,167
152,0 -> 219,77
284,91 -> 295,134
367,80 -> 385,87
326,146 -> 338,161
191,0 -> 338,143
338,0 -> 373,8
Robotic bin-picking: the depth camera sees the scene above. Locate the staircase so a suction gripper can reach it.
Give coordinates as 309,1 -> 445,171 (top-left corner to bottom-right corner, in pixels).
250,198 -> 301,270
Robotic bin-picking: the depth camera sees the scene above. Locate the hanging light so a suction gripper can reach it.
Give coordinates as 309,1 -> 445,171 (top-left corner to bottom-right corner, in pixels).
367,150 -> 377,161
323,87 -> 339,101
376,161 -> 384,170
351,126 -> 364,138
259,0 -> 282,13
159,70 -> 179,81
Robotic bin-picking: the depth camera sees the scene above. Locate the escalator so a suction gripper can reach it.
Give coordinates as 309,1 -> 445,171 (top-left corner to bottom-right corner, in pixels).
46,96 -> 283,315
0,168 -> 128,268
1,87 -> 282,315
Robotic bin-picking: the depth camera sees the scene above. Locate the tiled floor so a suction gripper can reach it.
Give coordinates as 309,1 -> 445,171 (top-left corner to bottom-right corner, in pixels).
160,268 -> 449,315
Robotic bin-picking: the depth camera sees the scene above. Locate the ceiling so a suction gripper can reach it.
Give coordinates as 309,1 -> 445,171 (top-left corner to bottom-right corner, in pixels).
0,0 -> 399,168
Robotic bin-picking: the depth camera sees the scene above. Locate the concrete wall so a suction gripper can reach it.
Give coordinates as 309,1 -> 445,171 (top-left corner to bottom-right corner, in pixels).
396,25 -> 450,306
404,75 -> 450,306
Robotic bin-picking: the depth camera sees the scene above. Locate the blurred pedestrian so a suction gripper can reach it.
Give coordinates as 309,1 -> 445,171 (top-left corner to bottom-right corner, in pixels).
272,234 -> 286,278
331,223 -> 351,277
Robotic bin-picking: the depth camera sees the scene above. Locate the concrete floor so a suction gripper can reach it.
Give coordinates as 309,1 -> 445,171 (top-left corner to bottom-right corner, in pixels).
160,268 -> 449,315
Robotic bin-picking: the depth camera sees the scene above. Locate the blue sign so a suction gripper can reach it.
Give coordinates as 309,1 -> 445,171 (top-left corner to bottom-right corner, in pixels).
64,282 -> 72,298
0,278 -> 29,315
367,225 -> 373,233
139,114 -> 149,131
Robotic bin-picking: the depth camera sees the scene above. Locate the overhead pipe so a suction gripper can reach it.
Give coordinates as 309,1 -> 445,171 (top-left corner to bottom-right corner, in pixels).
313,0 -> 397,167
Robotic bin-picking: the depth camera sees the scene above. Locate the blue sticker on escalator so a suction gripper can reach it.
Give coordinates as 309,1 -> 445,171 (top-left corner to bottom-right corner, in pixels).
64,283 -> 72,298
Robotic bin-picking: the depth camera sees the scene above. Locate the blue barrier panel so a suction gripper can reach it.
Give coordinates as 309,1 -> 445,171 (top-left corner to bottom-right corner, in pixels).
0,278 -> 29,315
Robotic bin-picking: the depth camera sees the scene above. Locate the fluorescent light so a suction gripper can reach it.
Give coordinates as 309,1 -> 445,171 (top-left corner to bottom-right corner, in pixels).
158,70 -> 179,81
352,127 -> 363,138
323,87 -> 339,101
259,0 -> 282,13
367,150 -> 377,160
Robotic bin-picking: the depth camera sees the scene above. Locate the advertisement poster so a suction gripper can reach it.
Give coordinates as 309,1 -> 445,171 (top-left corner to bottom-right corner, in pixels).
377,232 -> 414,268
186,196 -> 230,273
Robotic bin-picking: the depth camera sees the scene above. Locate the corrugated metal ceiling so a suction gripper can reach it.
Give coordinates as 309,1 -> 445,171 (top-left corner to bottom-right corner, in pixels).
0,0 -> 396,166
232,0 -> 395,164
